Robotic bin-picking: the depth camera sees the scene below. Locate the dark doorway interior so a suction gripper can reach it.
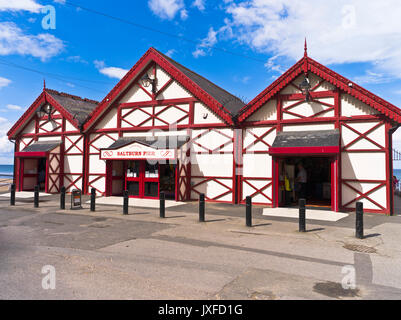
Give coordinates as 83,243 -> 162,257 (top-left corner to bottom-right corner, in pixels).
281,157 -> 331,207
159,163 -> 176,200
38,158 -> 46,191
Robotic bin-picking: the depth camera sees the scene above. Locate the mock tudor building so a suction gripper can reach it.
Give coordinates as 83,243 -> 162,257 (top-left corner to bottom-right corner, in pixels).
8,46 -> 401,215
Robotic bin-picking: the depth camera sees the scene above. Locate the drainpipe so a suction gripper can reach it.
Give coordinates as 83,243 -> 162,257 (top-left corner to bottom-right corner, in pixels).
389,123 -> 400,216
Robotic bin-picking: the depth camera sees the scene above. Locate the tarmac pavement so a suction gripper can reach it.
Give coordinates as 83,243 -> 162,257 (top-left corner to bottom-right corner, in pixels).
1,192 -> 401,299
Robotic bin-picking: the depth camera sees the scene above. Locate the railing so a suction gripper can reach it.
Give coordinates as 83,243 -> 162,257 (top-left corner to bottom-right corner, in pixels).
394,149 -> 401,161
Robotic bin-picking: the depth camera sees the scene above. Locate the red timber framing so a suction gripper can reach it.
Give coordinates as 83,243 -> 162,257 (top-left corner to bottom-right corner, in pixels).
83,47 -> 234,131
240,126 -> 275,205
237,49 -> 401,215
7,88 -> 86,194
83,50 -> 235,202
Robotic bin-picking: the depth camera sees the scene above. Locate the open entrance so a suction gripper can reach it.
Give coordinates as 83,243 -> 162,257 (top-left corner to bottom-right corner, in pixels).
15,141 -> 62,193
279,157 -> 332,208
20,158 -> 47,191
107,160 -> 177,200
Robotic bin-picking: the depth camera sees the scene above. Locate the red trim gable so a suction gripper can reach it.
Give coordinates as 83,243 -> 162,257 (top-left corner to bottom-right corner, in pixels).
238,56 -> 401,123
83,47 -> 234,131
7,90 -> 81,139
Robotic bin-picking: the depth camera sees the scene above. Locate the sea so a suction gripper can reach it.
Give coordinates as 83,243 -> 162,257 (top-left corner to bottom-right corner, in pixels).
394,169 -> 401,182
0,164 -> 14,179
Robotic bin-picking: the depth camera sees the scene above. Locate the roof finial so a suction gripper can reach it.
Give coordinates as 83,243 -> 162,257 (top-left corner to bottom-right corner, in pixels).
43,79 -> 46,90
304,38 -> 308,57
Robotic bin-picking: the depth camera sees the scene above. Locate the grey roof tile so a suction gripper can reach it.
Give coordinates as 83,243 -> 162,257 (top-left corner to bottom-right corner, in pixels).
272,130 -> 340,148
45,89 -> 98,127
22,140 -> 61,152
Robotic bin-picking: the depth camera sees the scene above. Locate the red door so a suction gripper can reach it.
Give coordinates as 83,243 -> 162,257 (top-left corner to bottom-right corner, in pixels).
125,160 -> 159,199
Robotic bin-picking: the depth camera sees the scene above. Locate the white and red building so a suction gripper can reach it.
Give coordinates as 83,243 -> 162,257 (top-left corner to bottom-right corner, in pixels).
8,47 -> 401,214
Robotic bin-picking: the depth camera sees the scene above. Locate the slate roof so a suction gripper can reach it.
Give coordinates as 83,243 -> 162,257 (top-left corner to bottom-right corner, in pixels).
155,49 -> 245,116
22,140 -> 61,152
106,136 -> 189,150
45,89 -> 99,126
272,130 -> 340,148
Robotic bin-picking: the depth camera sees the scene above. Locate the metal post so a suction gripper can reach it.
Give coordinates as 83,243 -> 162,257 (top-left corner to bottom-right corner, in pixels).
356,201 -> 364,239
160,192 -> 165,218
90,188 -> 96,212
10,183 -> 15,206
299,198 -> 306,232
60,186 -> 66,210
123,190 -> 129,215
199,193 -> 205,222
34,185 -> 39,208
246,196 -> 252,227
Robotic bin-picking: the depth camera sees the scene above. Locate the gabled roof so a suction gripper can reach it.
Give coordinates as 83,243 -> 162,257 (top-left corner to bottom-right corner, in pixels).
83,47 -> 244,130
45,89 -> 98,126
238,55 -> 401,123
7,88 -> 98,139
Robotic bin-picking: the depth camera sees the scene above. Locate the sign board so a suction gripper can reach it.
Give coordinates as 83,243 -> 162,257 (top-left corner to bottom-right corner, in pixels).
100,142 -> 176,160
70,189 -> 82,209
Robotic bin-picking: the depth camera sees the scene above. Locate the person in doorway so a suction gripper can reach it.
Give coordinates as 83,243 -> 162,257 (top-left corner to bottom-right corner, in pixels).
295,163 -> 307,201
393,175 -> 399,193
284,171 -> 292,205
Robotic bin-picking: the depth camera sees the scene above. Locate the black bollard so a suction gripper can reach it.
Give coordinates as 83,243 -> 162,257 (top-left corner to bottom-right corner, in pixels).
356,201 -> 364,239
60,186 -> 66,210
10,183 -> 15,206
34,185 -> 39,208
123,190 -> 129,215
199,193 -> 205,222
160,192 -> 165,218
246,196 -> 252,227
299,198 -> 306,232
90,188 -> 96,212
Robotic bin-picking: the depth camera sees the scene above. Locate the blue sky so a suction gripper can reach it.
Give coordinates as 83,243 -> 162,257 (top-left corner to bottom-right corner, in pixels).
2,0 -> 401,167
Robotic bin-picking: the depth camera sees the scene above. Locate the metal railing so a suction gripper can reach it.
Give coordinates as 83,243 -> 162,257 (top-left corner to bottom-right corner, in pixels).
394,149 -> 401,161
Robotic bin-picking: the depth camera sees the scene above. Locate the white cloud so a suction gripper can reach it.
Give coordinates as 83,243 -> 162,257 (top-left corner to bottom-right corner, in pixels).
0,116 -> 14,156
94,60 -> 128,79
165,49 -> 176,58
148,0 -> 185,20
233,75 -> 251,84
192,0 -> 205,11
0,22 -> 64,61
0,76 -> 11,88
180,9 -> 188,20
0,0 -> 42,13
6,104 -> 23,110
353,71 -> 394,85
202,0 -> 401,79
192,27 -> 218,57
66,55 -> 88,64
99,67 -> 128,79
